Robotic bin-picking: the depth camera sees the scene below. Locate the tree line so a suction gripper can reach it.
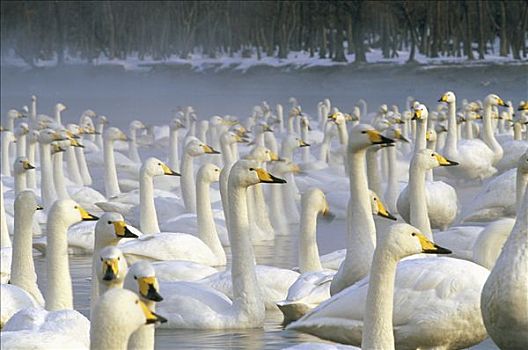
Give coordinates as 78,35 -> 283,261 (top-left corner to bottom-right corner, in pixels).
1,1 -> 527,67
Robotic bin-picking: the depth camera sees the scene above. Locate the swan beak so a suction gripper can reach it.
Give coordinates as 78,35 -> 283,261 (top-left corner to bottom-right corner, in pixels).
291,163 -> 301,174
376,200 -> 397,221
102,258 -> 119,281
518,103 -> 528,111
416,233 -> 452,254
23,160 -> 35,170
66,131 -> 80,139
367,130 -> 394,145
394,129 -> 409,143
140,300 -> 168,324
497,98 -> 508,107
138,276 -> 163,302
51,132 -> 66,141
161,163 -> 180,176
119,133 -> 128,141
327,113 -> 337,121
113,221 -> 138,238
411,110 -> 422,120
202,144 -> 220,154
269,152 -> 280,161
438,95 -> 448,103
299,140 -> 310,147
36,205 -> 44,210
78,206 -> 99,221
255,168 -> 287,184
70,138 -> 85,148
264,125 -> 274,132
321,204 -> 336,222
434,153 -> 459,166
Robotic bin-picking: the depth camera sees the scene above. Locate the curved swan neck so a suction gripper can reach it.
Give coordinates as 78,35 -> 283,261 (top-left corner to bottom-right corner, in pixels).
104,138 -> 121,198
139,171 -> 159,234
53,152 -> 71,200
40,143 -> 57,208
299,203 -> 323,273
409,160 -> 433,238
482,103 -> 503,163
228,183 -> 264,320
444,100 -> 458,158
45,210 -> 74,311
168,129 -> 180,172
181,153 -> 196,213
362,248 -> 398,350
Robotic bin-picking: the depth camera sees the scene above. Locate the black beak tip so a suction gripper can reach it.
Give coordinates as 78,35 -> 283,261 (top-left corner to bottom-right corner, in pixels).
437,98 -> 443,102
387,213 -> 398,221
85,215 -> 99,221
434,245 -> 452,254
123,227 -> 139,238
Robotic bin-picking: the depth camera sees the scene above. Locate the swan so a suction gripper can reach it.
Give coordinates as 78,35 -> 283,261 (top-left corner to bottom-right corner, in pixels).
90,288 -> 166,350
439,91 -> 507,181
98,126 -> 128,198
1,130 -> 16,176
96,246 -> 129,295
13,157 -> 34,195
1,191 -> 43,327
154,160 -> 286,328
25,129 -> 39,189
397,104 -> 459,230
94,115 -> 108,150
168,117 -> 185,172
181,137 -> 220,213
330,124 -> 394,295
63,124 -> 84,186
481,186 -> 528,349
14,122 -> 29,158
123,261 -> 165,350
472,151 -> 528,269
361,223 -> 452,349
38,129 -> 64,208
496,119 -> 528,172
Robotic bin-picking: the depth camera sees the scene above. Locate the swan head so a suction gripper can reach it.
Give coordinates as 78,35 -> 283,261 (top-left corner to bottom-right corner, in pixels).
518,101 -> 528,111
14,157 -> 35,174
412,149 -> 459,171
38,128 -> 64,144
97,115 -> 108,126
185,138 -> 220,156
50,199 -> 98,227
425,129 -> 437,142
97,246 -> 128,284
15,190 -> 42,214
269,159 -> 300,176
141,157 -> 180,177
104,127 -> 128,142
385,126 -> 409,143
439,91 -> 456,103
91,288 -> 167,345
283,135 -> 310,151
129,120 -> 146,131
170,118 -> 185,130
379,223 -> 452,259
378,104 -> 388,114
81,109 -> 97,120
55,103 -> 67,112
369,191 -> 397,221
51,141 -> 67,154
246,146 -> 280,163
221,131 -> 246,146
14,123 -> 29,137
485,94 -> 509,108
349,124 -> 394,151
328,112 -> 346,125
95,212 -> 138,245
7,109 -> 23,120
229,160 -> 286,188
124,261 -> 163,302
518,151 -> 528,174
197,163 -> 221,183
412,104 -> 428,121
302,188 -> 332,218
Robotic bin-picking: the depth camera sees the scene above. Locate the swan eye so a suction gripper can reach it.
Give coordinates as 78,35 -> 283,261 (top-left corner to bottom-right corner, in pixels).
158,163 -> 161,166
361,131 -> 367,134
411,232 -> 416,236
100,257 -> 103,261
107,221 -> 112,224
74,206 -> 78,209
134,276 -> 137,280
431,153 -> 435,157
249,168 -> 255,171
135,300 -> 139,304
117,257 -> 120,261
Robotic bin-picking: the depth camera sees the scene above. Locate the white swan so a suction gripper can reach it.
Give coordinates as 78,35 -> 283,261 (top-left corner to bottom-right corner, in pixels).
96,246 -> 129,295
154,160 -> 286,328
102,127 -> 128,198
38,129 -> 64,208
481,186 -> 528,349
128,120 -> 146,163
439,91 -> 507,181
330,124 -> 394,295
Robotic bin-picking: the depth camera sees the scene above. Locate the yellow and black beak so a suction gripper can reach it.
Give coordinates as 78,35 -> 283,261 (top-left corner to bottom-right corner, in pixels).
518,102 -> 528,111
202,144 -> 220,154
438,95 -> 448,103
269,152 -> 281,161
416,233 -> 452,254
434,153 -> 459,166
367,130 -> 394,145
497,98 -> 509,107
102,258 -> 119,281
255,168 -> 287,184
412,110 -> 423,121
77,206 -> 99,221
299,139 -> 310,147
327,113 -> 337,121
52,132 -> 66,141
113,221 -> 138,238
394,129 -> 409,143
376,199 -> 397,221
66,131 -> 81,140
23,160 -> 35,170
36,204 -> 44,210
263,125 -> 274,133
139,300 -> 167,325
161,163 -> 180,176
69,137 -> 85,148
321,202 -> 336,222
138,276 -> 163,302
51,143 -> 66,154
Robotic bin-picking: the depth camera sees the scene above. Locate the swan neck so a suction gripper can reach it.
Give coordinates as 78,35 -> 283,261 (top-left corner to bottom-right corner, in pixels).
40,143 -> 57,208
53,152 -> 70,200
168,130 -> 180,172
196,176 -> 225,264
104,138 -> 121,198
16,135 -> 26,157
221,140 -> 235,167
139,171 -> 159,234
45,211 -> 74,311
181,153 -> 196,213
299,204 -> 323,273
409,161 -> 433,238
445,101 -> 458,157
414,119 -> 427,152
482,103 -> 503,162
362,249 -> 398,350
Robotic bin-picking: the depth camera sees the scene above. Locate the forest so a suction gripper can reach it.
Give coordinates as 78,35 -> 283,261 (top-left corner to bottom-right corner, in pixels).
1,1 -> 527,66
